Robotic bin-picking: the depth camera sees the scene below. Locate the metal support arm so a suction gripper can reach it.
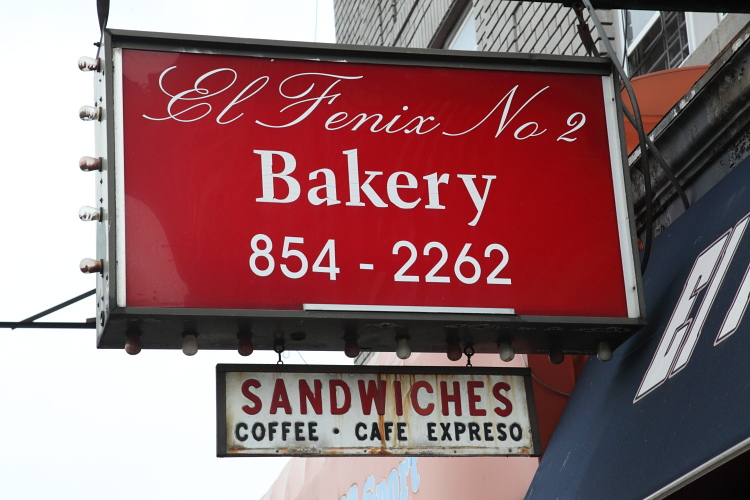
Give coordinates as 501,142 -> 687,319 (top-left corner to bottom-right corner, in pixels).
0,289 -> 97,330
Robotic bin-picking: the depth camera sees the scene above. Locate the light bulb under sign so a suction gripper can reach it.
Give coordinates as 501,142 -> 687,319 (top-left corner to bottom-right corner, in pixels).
498,342 -> 515,362
344,338 -> 360,358
548,344 -> 564,365
125,332 -> 141,355
597,341 -> 612,362
182,333 -> 198,356
238,333 -> 253,357
395,337 -> 411,360
446,341 -> 462,361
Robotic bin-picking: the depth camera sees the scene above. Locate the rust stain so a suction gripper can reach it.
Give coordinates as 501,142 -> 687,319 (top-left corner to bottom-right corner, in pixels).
378,414 -> 387,447
367,448 -> 393,455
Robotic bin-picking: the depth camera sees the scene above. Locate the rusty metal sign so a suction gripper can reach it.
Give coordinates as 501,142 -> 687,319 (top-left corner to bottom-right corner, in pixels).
217,364 -> 539,457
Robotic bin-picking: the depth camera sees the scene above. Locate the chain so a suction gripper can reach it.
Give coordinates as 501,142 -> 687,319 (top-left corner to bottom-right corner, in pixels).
464,346 -> 475,367
274,339 -> 285,365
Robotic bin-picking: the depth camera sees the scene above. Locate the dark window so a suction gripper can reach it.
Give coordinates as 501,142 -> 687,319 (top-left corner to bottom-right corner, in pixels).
626,11 -> 689,77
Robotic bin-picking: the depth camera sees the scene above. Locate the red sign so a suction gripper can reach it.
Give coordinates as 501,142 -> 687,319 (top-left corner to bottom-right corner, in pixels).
115,44 -> 639,319
93,31 -> 644,353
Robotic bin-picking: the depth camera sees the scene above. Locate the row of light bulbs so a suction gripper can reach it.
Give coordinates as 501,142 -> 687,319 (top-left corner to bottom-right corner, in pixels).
120,327 -> 523,362
78,57 -> 104,276
124,329 -> 611,362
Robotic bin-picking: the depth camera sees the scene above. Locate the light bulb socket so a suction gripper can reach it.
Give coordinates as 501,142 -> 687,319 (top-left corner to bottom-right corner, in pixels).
182,333 -> 198,356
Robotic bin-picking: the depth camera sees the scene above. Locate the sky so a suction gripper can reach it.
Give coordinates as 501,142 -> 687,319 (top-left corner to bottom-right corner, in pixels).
0,1 -> 344,498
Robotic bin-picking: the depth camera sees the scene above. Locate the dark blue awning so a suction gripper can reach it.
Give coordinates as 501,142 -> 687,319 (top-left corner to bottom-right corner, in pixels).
526,155 -> 750,499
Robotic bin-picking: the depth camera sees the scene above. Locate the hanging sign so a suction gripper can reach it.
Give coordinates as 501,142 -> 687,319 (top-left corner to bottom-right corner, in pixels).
217,364 -> 540,457
94,30 -> 644,353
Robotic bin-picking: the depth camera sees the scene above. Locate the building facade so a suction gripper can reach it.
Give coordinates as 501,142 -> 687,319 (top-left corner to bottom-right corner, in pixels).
334,0 -> 613,55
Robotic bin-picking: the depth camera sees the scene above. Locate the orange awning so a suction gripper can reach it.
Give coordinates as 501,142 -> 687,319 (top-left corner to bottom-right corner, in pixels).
621,65 -> 708,153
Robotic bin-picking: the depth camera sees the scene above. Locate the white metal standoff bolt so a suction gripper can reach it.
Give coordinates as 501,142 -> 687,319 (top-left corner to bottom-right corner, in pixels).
79,105 -> 100,121
77,56 -> 100,72
79,258 -> 102,274
79,156 -> 101,172
78,206 -> 101,221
